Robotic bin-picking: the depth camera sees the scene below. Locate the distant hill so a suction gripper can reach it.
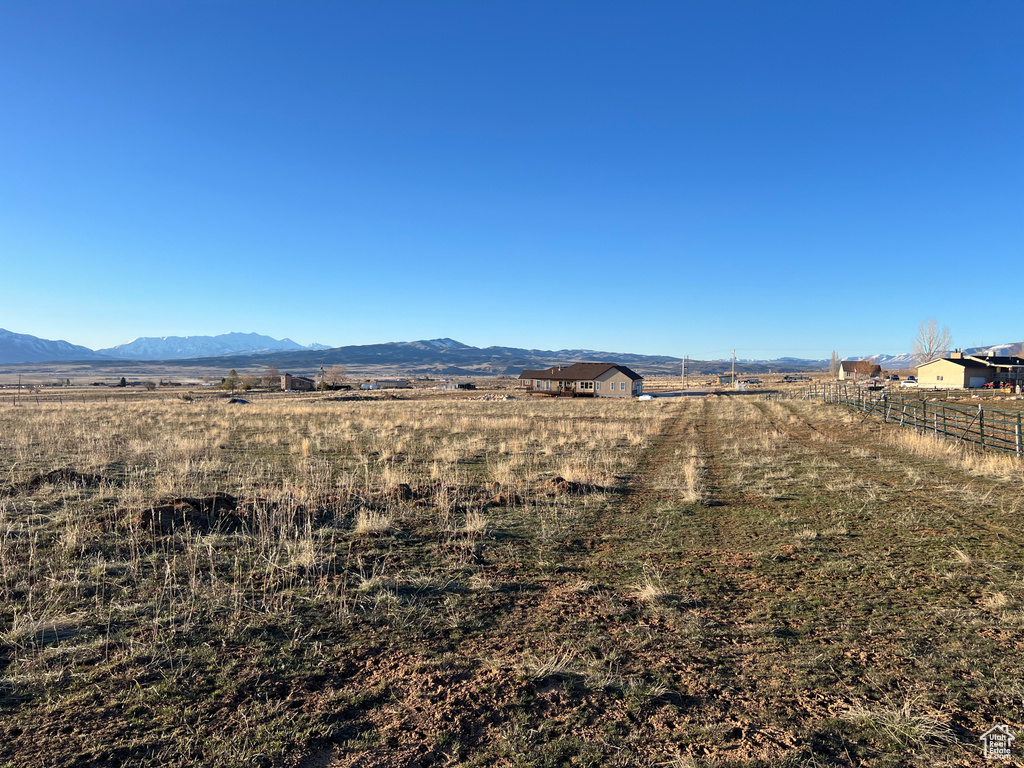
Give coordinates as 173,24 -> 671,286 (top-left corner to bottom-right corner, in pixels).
862,342 -> 1022,368
187,339 -> 827,377
862,352 -> 918,367
0,328 -> 107,364
97,332 -> 329,360
7,327 -> 1018,377
0,330 -> 838,375
966,342 -> 1024,357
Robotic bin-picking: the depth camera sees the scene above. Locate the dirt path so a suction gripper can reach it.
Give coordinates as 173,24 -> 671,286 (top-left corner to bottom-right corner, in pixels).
304,396 -> 1017,767
756,398 -> 1024,543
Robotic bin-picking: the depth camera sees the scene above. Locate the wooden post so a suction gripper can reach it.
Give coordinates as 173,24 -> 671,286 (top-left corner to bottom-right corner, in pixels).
978,406 -> 985,449
1016,414 -> 1021,456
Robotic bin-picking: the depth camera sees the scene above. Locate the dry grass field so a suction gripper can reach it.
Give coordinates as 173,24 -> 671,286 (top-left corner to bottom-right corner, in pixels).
1,391 -> 1022,767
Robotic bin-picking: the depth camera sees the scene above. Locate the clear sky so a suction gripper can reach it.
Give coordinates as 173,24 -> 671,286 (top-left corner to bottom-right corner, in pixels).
2,1 -> 1021,360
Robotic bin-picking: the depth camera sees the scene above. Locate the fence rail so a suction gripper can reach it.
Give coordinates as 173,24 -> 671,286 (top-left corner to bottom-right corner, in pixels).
769,383 -> 1023,457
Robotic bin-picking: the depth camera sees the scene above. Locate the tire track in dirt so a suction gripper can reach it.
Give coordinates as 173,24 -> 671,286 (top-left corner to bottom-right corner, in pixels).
754,398 -> 1024,545
592,397 -> 744,565
583,397 -> 809,763
306,400 -> 824,768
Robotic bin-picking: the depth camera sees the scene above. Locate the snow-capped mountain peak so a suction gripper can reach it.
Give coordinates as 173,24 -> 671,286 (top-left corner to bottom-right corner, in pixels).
97,332 -> 328,360
0,328 -> 105,364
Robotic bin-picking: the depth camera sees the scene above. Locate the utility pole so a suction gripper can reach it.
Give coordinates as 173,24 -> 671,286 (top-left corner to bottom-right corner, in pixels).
732,350 -> 736,388
16,374 -> 21,406
320,361 -> 325,393
682,356 -> 686,388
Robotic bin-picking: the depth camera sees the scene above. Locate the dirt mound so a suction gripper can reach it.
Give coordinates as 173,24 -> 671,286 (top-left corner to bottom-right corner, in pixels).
382,482 -> 507,509
391,483 -> 415,501
543,476 -> 600,496
487,492 -> 520,506
1,468 -> 104,496
138,493 -> 240,533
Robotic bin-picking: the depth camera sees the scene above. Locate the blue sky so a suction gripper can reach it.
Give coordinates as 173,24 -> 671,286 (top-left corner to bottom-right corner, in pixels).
2,2 -> 1021,359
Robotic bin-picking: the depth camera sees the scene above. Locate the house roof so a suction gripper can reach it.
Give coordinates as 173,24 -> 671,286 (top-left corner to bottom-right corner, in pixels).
965,355 -> 1024,367
519,362 -> 643,381
925,355 -> 1024,369
840,360 -> 881,374
925,358 -> 987,369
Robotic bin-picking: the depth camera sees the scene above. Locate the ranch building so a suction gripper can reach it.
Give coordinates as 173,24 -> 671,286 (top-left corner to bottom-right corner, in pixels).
281,373 -> 316,392
519,363 -> 643,398
917,351 -> 1024,390
838,361 -> 881,381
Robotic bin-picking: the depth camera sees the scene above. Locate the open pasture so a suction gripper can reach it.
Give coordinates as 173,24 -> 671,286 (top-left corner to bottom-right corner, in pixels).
0,393 -> 1021,767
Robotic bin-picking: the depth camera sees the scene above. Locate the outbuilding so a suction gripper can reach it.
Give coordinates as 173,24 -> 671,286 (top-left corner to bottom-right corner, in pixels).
838,361 -> 882,381
917,351 -> 1024,390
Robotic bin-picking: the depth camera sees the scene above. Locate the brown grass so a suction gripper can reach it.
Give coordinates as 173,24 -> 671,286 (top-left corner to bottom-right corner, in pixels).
1,390 -> 1021,767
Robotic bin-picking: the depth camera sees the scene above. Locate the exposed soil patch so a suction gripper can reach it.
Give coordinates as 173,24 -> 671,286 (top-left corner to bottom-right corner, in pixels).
137,493 -> 241,533
0,467 -> 103,496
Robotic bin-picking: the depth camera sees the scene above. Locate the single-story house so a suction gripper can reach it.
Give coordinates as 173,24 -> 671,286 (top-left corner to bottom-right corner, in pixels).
519,362 -> 643,398
917,351 -> 1024,390
838,361 -> 881,381
282,373 -> 316,391
375,378 -> 409,389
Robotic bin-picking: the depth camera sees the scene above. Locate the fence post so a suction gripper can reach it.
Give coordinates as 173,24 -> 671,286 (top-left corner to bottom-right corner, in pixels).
1016,414 -> 1022,456
978,406 -> 985,449
920,400 -> 926,432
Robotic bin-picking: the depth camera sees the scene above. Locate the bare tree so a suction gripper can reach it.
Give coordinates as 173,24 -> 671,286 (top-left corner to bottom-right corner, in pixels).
829,350 -> 840,377
262,366 -> 281,389
912,319 -> 952,364
323,364 -> 347,390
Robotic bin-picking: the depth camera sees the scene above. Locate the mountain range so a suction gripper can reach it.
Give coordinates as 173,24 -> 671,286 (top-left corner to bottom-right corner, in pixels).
0,328 -> 108,363
0,328 -> 1018,376
97,332 -> 329,360
0,329 -> 326,364
860,343 -> 1023,368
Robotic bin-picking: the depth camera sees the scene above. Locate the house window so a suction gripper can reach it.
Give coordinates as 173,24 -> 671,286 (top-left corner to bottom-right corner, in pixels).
620,382 -> 626,391
936,375 -> 943,381
595,382 -> 600,391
